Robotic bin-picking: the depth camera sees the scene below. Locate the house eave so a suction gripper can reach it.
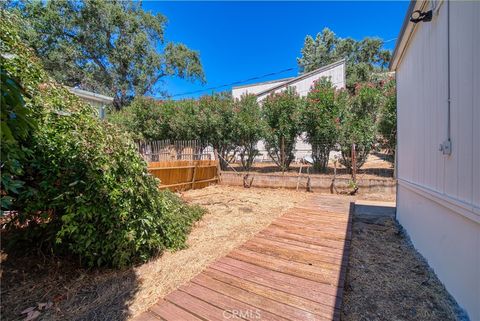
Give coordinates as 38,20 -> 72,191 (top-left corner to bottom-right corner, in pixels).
232,77 -> 295,90
390,1 -> 429,71
68,87 -> 114,104
256,59 -> 346,98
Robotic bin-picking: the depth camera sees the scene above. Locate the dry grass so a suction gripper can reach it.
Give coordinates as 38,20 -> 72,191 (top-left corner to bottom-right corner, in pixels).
128,186 -> 309,318
1,186 -> 308,321
342,214 -> 463,321
2,186 -> 460,321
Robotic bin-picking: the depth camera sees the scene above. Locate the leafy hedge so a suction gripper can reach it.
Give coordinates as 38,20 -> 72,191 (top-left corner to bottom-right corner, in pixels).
1,12 -> 204,268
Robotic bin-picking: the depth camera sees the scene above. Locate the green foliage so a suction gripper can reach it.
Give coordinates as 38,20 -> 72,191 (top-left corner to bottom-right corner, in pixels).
337,84 -> 380,171
10,0 -> 205,109
262,88 -> 303,171
378,78 -> 397,159
297,28 -> 391,90
0,70 -> 35,212
233,94 -> 265,171
1,11 -> 204,268
197,93 -> 236,168
302,78 -> 339,173
108,97 -> 173,141
109,93 -> 238,169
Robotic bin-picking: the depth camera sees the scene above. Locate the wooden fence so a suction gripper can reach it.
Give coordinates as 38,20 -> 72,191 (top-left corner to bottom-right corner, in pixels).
147,159 -> 219,191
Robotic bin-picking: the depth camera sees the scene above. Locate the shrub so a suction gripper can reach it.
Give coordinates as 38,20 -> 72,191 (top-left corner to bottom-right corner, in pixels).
378,78 -> 397,160
1,11 -> 204,268
233,94 -> 265,171
302,78 -> 340,173
197,93 -> 236,168
262,88 -> 303,171
337,83 -> 380,171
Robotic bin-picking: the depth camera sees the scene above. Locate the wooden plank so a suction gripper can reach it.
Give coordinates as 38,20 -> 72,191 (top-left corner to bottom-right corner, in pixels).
133,311 -> 161,321
287,207 -> 349,221
272,217 -> 351,235
259,228 -> 348,250
158,177 -> 218,189
192,273 -> 326,321
279,214 -> 350,225
147,159 -> 219,191
132,195 -> 352,321
164,290 -> 226,321
228,248 -> 342,286
239,243 -> 341,273
268,222 -> 349,241
179,282 -> 288,321
256,233 -> 345,257
210,260 -> 341,309
244,237 -> 346,267
272,220 -> 352,240
149,299 -> 202,321
203,268 -> 337,320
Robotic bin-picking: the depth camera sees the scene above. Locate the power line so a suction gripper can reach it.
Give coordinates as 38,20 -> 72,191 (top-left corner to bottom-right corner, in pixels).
169,67 -> 297,98
170,39 -> 398,98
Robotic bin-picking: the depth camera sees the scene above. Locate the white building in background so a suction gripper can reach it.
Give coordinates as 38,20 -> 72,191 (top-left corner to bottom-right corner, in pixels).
232,59 -> 346,162
390,1 -> 479,319
68,87 -> 113,119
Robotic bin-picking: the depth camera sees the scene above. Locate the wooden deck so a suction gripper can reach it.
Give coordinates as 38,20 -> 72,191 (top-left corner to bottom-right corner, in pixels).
134,195 -> 353,321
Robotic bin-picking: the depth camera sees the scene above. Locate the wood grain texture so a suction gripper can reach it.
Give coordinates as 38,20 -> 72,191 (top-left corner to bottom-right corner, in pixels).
132,195 -> 353,321
148,159 -> 218,191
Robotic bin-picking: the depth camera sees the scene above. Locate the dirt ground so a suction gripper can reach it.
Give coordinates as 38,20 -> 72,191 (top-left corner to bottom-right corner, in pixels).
1,186 -> 460,321
1,186 -> 309,321
228,152 -> 395,180
342,213 -> 465,321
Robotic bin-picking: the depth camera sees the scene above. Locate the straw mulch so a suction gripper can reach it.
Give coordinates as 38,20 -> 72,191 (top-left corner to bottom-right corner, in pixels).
341,214 -> 464,321
1,186 -> 308,321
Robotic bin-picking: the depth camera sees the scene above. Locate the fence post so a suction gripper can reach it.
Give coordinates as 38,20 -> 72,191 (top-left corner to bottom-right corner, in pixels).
191,161 -> 197,189
213,149 -> 222,183
351,143 -> 357,182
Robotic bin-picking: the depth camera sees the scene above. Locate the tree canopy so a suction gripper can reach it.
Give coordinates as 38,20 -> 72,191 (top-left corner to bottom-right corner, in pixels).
1,11 -> 204,267
10,0 -> 205,109
297,28 -> 392,89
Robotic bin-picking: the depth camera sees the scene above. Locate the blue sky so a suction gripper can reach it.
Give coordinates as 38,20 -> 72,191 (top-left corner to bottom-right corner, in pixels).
141,1 -> 409,99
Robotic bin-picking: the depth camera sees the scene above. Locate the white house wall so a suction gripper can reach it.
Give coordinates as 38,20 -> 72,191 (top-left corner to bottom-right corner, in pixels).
232,61 -> 346,162
257,62 -> 345,100
395,1 -> 479,319
232,78 -> 292,100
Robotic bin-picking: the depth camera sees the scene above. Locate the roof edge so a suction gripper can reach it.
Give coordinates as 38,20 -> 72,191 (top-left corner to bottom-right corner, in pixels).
390,1 -> 427,70
256,58 -> 346,98
68,87 -> 114,104
232,77 -> 295,90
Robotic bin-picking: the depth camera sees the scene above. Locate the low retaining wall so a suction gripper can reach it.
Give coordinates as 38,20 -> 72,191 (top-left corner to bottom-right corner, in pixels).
219,171 -> 396,194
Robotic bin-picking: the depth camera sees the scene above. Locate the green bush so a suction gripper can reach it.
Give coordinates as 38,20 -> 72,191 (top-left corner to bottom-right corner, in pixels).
302,78 -> 340,173
1,11 -> 204,268
337,83 -> 380,171
262,88 -> 303,171
233,94 -> 265,171
378,78 -> 397,159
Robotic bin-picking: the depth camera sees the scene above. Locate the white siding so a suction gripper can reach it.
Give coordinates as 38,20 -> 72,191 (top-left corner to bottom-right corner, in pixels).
397,1 -> 479,212
232,61 -> 346,162
257,62 -> 345,100
396,1 -> 480,319
397,184 -> 479,320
